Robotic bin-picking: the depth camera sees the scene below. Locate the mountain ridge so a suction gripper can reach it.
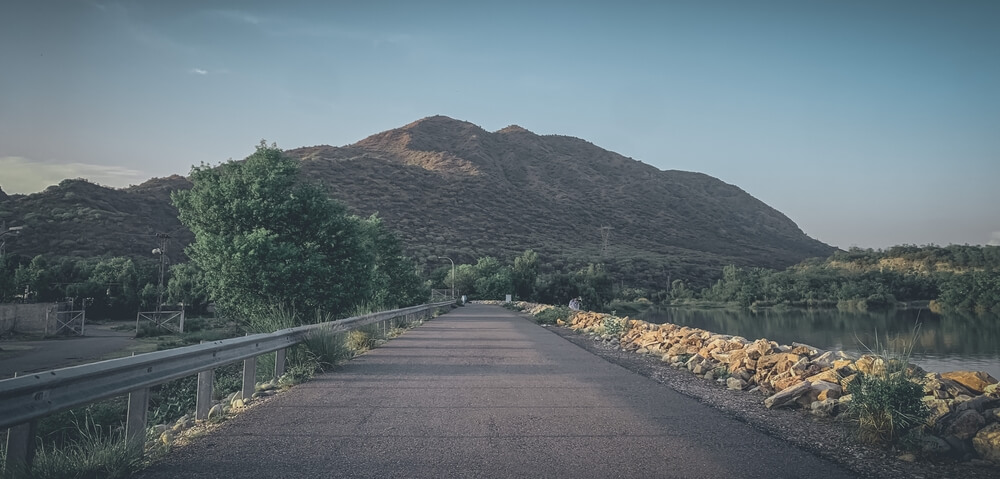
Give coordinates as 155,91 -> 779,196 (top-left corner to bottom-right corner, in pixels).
0,115 -> 834,288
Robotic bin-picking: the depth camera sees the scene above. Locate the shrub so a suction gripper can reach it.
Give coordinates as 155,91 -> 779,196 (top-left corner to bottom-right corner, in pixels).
846,327 -> 929,445
7,419 -> 142,479
346,330 -> 375,353
601,316 -> 629,338
534,306 -> 571,325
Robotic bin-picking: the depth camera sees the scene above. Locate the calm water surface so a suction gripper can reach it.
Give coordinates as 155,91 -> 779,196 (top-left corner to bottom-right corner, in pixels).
638,307 -> 1000,380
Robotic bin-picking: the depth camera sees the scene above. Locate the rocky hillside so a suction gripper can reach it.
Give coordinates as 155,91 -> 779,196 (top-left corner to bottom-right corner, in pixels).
0,116 -> 834,288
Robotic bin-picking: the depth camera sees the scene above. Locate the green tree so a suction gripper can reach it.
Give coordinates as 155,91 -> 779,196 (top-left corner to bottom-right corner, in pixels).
166,262 -> 211,314
472,256 -> 513,300
511,249 -> 539,300
358,214 -> 426,308
172,141 -> 370,323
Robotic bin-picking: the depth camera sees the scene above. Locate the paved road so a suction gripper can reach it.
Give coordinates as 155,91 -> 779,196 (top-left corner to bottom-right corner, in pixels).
0,324 -> 135,379
138,304 -> 857,479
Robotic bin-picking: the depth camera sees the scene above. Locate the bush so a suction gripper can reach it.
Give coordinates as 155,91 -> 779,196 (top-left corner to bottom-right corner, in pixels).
6,419 -> 142,479
846,328 -> 929,445
534,306 -> 572,325
601,316 -> 629,338
346,330 -> 375,353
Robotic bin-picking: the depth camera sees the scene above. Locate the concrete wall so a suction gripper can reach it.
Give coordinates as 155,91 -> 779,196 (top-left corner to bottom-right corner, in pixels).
0,303 -> 68,336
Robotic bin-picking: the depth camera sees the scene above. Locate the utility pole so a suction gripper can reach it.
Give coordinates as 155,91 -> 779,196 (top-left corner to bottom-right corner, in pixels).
152,233 -> 171,313
600,226 -> 613,258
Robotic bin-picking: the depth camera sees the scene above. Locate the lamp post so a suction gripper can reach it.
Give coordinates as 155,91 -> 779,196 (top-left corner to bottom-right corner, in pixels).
0,223 -> 24,258
438,256 -> 455,300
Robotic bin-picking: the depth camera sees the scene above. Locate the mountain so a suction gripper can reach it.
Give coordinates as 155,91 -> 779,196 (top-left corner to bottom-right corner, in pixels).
0,116 -> 834,288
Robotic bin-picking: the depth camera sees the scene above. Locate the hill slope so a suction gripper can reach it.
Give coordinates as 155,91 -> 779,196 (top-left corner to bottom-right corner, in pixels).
0,116 -> 833,288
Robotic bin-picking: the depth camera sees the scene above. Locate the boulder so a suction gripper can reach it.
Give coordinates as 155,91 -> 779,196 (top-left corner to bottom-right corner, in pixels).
973,423 -> 1000,463
940,378 -> 975,398
941,371 -> 999,395
810,398 -> 838,417
764,380 -> 811,409
956,395 -> 999,414
918,434 -> 954,457
854,355 -> 886,375
942,410 -> 987,440
806,369 -> 842,385
208,404 -> 225,420
727,377 -> 748,391
810,381 -> 843,401
923,398 -> 954,428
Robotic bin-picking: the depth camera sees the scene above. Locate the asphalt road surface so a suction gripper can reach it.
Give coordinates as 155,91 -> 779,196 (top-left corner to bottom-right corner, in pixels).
0,324 -> 135,379
138,304 -> 858,479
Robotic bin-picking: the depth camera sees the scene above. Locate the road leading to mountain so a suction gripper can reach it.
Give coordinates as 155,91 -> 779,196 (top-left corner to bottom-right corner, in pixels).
138,304 -> 857,479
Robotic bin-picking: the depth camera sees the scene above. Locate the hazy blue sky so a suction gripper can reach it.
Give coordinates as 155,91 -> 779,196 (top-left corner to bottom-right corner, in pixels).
2,1 -> 998,249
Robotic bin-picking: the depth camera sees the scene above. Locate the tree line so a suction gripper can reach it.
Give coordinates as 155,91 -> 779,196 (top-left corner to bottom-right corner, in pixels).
669,245 -> 1000,314
3,143 -> 997,322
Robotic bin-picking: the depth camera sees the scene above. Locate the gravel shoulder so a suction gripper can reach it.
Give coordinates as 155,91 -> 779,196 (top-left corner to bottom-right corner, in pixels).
544,323 -> 996,479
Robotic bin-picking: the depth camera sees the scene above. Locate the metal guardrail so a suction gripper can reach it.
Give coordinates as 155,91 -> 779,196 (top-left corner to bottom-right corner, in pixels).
1,301 -> 452,469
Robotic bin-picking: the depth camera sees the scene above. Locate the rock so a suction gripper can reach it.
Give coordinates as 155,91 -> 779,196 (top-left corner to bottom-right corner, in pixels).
941,371 -> 999,395
917,434 -> 953,457
973,423 -> 1000,463
208,404 -> 225,420
956,395 -> 998,413
897,453 -> 916,462
772,374 -> 802,392
939,378 -> 975,398
810,398 -> 838,417
854,355 -> 885,375
231,397 -> 246,409
811,351 -> 835,369
757,352 -> 801,374
806,369 -> 842,385
764,380 -> 811,409
923,398 -> 953,428
731,368 -> 752,382
985,383 -> 999,396
943,410 -> 987,440
727,377 -> 748,390
811,381 -> 843,401
984,408 -> 1000,422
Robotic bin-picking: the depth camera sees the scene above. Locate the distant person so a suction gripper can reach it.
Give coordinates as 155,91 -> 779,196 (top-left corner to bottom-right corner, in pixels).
461,295 -> 467,305
568,297 -> 581,311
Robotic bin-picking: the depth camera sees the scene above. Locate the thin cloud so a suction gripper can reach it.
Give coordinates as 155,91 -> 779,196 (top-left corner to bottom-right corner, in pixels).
190,68 -> 208,75
209,9 -> 262,26
0,157 -> 149,195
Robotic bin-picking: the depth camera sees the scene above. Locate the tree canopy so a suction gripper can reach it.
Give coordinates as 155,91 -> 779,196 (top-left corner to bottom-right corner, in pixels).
172,141 -> 371,321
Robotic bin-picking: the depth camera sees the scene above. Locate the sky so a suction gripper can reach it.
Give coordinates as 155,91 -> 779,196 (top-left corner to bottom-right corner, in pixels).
1,1 -> 998,250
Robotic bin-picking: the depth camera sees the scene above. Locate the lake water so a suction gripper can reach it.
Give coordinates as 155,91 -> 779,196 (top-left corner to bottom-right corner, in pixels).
637,307 -> 1000,380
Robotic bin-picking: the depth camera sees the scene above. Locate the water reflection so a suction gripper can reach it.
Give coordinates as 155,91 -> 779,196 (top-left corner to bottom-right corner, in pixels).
638,307 -> 1000,379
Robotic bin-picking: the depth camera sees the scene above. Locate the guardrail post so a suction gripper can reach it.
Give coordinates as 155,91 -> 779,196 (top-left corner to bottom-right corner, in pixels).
4,420 -> 37,474
242,356 -> 256,400
126,387 -> 150,446
274,348 -> 286,378
195,369 -> 214,420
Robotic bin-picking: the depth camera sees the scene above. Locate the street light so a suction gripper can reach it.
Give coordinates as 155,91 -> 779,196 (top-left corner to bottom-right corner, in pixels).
0,223 -> 24,257
438,256 -> 455,300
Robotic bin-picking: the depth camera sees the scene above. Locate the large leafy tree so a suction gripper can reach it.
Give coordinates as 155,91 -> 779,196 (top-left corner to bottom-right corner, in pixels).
172,142 -> 370,322
358,214 -> 426,308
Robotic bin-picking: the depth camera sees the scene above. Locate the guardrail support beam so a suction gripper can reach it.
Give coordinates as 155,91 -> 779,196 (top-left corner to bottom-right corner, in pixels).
274,348 -> 286,378
4,420 -> 37,473
242,357 -> 256,400
196,369 -> 214,420
126,387 -> 150,446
